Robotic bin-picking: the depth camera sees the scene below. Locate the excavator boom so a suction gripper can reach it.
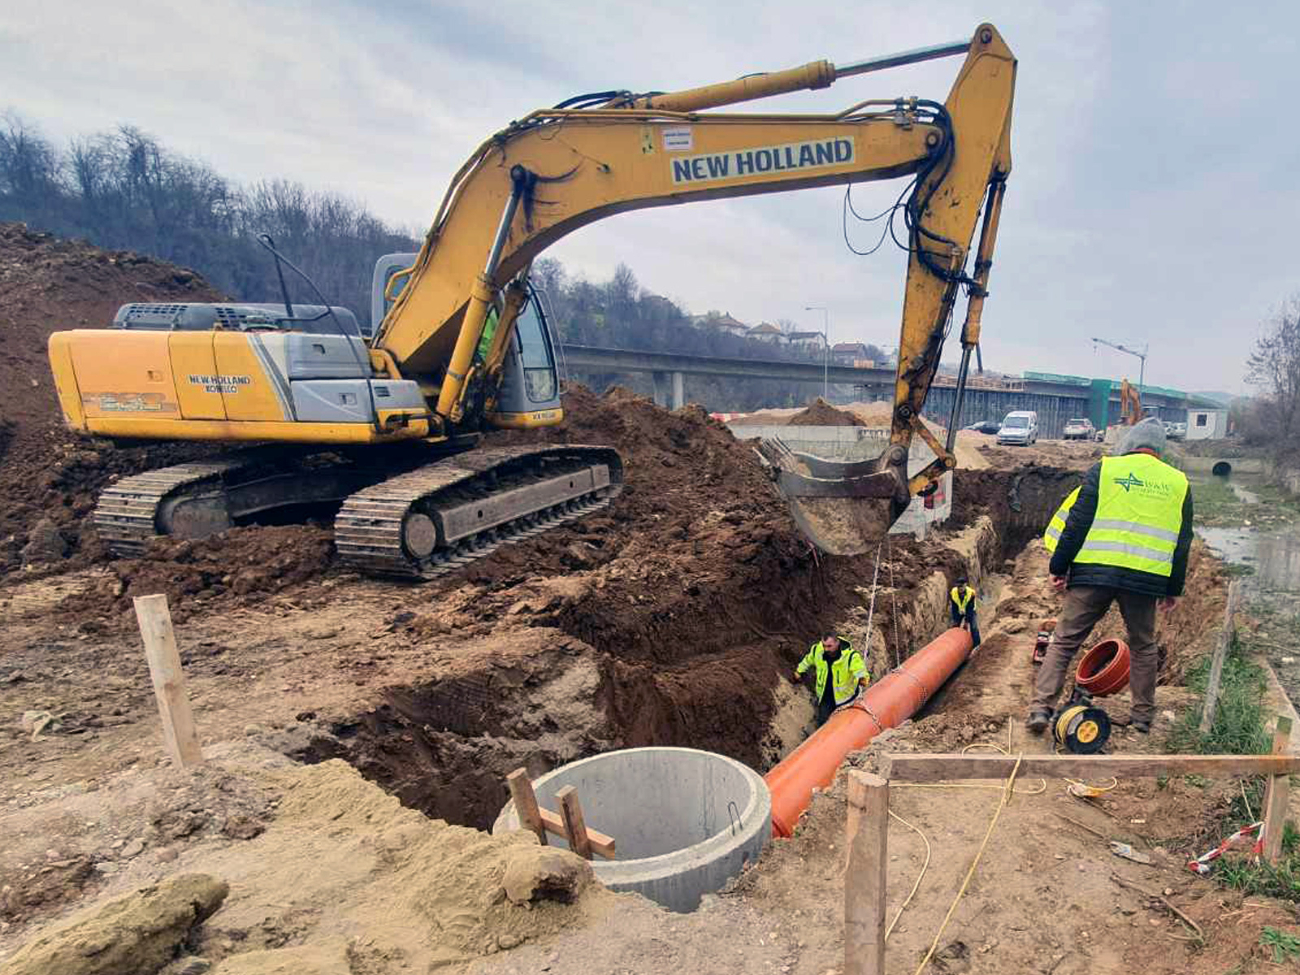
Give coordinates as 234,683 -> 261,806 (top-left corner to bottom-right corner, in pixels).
379,23 -> 1015,552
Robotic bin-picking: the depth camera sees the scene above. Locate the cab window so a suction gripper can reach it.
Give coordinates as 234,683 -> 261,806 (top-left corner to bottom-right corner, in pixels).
514,297 -> 557,403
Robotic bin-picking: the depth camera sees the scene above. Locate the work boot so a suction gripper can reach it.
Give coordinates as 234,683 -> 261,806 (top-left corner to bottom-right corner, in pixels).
1026,710 -> 1051,734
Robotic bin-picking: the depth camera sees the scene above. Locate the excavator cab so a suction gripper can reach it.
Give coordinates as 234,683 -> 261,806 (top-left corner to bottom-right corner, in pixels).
486,287 -> 563,426
371,254 -> 562,429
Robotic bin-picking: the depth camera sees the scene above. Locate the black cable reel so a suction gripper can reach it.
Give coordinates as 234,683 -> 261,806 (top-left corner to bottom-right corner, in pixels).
1052,688 -> 1111,755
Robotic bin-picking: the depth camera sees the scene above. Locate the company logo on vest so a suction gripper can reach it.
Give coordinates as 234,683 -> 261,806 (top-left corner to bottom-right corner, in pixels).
1113,472 -> 1144,493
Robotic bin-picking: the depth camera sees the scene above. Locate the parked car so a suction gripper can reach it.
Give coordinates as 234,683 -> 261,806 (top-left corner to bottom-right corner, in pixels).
964,420 -> 1001,435
1063,417 -> 1095,441
1164,421 -> 1187,441
997,410 -> 1038,446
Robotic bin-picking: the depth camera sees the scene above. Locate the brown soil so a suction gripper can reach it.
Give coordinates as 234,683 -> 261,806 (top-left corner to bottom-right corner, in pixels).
786,398 -> 865,427
0,223 -> 226,576
0,228 -> 1286,975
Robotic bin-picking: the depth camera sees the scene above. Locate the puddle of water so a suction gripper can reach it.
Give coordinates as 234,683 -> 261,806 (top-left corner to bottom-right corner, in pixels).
1199,526 -> 1300,591
1188,472 -> 1300,710
1191,472 -> 1300,589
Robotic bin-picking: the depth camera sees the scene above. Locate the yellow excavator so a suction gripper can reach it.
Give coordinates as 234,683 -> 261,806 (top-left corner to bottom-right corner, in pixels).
46,24 -> 1016,574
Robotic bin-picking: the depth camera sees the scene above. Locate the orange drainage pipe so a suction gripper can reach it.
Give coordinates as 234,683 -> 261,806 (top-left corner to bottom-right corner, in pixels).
765,627 -> 974,838
1075,638 -> 1130,697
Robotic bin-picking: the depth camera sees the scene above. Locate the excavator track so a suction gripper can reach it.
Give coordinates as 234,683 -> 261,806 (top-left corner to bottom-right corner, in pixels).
94,457 -> 255,556
334,444 -> 623,579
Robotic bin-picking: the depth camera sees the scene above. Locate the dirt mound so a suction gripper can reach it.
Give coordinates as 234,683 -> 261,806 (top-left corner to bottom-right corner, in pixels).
2,873 -> 228,975
787,398 -> 865,427
0,223 -> 226,577
0,223 -> 222,428
61,526 -> 335,625
479,385 -> 799,600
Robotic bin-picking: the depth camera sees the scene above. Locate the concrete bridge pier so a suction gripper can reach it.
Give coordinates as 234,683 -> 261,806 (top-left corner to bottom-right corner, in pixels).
652,371 -> 686,410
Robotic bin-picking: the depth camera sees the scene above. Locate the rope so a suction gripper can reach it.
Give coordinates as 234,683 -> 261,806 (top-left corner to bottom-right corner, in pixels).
911,753 -> 1025,975
1064,776 -> 1118,797
888,533 -> 902,669
862,539 -> 885,663
885,808 -> 931,941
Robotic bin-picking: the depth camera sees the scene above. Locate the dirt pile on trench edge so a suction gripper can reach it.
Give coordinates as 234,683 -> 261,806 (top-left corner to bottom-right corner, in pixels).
786,398 -> 865,427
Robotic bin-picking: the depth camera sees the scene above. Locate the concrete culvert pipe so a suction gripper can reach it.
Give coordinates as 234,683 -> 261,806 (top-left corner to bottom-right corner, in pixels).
1212,461 -> 1232,476
493,747 -> 770,913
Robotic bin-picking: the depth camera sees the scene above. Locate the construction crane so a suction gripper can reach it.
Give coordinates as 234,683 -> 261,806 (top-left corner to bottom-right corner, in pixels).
47,24 -> 1017,569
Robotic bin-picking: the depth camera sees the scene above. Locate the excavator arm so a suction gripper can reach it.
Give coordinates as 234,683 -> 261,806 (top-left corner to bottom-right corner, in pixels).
377,24 -> 1015,553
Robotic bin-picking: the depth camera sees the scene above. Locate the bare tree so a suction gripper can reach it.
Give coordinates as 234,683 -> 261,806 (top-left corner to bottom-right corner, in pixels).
0,112 -> 63,221
1246,294 -> 1300,443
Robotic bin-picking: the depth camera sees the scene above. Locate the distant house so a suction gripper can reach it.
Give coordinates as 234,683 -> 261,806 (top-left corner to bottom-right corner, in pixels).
787,330 -> 826,350
643,294 -> 678,316
709,312 -> 749,337
747,322 -> 786,344
832,341 -> 869,365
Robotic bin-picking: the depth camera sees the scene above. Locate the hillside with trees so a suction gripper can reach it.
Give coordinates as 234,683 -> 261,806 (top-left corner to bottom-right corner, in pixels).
0,113 -> 416,327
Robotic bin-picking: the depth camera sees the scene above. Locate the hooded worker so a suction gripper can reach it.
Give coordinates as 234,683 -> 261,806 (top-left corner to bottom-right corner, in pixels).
1028,418 -> 1194,735
794,634 -> 870,727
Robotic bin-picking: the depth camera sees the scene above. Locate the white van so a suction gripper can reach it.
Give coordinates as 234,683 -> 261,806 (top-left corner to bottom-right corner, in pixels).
997,410 -> 1038,446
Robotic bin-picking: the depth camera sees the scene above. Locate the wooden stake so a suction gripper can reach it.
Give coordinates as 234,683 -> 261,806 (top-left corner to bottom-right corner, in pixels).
844,770 -> 888,975
1262,715 -> 1293,865
132,594 -> 202,768
556,785 -> 593,860
1200,581 -> 1240,735
506,768 -> 548,846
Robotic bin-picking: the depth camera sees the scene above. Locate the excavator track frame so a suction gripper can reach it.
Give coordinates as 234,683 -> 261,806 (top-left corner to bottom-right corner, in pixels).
334,444 -> 623,579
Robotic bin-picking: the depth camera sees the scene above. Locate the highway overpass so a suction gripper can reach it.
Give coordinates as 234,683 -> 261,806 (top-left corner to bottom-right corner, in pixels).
559,344 -> 1218,439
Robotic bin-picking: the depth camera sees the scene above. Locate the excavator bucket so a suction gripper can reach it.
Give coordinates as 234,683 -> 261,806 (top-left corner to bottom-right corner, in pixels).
756,438 -> 910,556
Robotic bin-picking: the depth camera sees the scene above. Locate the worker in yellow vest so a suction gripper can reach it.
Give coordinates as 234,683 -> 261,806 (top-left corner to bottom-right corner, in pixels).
1043,487 -> 1080,554
794,635 -> 870,727
1028,419 -> 1193,735
949,575 -> 981,648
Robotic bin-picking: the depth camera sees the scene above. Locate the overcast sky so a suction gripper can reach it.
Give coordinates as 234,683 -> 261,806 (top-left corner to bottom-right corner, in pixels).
5,0 -> 1297,394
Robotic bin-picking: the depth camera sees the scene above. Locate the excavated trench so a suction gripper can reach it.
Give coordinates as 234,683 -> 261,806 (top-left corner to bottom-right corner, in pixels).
294,466 -> 1081,830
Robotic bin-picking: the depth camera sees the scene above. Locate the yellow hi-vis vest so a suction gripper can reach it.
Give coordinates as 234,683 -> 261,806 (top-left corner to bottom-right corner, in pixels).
1073,454 -> 1187,577
796,641 -> 870,706
950,585 -> 977,614
1044,487 -> 1080,554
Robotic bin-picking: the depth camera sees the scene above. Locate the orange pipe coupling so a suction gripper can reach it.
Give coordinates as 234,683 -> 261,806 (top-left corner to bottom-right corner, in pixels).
766,627 -> 974,837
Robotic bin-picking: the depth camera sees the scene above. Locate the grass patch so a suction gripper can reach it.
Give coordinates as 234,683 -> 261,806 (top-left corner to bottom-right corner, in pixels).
1171,628 -> 1300,903
1261,925 -> 1300,964
1168,633 -> 1270,756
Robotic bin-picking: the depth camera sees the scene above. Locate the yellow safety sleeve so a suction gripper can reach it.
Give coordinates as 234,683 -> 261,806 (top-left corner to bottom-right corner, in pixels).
1044,487 -> 1080,554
